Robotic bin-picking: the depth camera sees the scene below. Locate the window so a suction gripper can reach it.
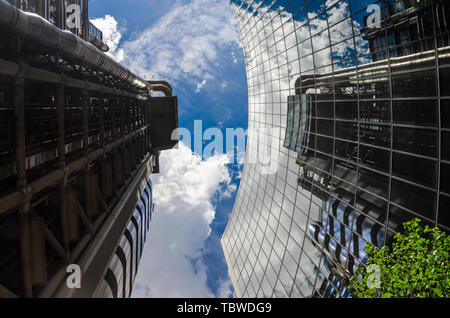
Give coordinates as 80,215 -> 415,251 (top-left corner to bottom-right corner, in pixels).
392,71 -> 437,98
390,179 -> 436,220
393,152 -> 437,189
394,127 -> 438,158
394,100 -> 438,127
360,145 -> 390,173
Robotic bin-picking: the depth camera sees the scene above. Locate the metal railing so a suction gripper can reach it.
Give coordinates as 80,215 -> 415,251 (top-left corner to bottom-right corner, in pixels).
89,22 -> 103,41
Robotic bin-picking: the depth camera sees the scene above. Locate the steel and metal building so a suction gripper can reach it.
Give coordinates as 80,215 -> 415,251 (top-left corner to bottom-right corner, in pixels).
0,0 -> 178,298
222,0 -> 449,298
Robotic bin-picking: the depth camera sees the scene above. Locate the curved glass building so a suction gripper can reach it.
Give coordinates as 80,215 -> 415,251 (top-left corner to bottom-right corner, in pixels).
221,0 -> 450,298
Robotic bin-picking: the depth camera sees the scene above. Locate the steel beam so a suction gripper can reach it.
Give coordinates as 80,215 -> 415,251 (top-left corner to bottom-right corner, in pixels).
0,126 -> 148,216
14,76 -> 33,298
56,83 -> 70,251
0,59 -> 144,99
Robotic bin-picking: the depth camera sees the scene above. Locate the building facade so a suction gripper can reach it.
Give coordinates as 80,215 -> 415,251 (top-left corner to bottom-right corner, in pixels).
222,0 -> 449,298
0,0 -> 177,298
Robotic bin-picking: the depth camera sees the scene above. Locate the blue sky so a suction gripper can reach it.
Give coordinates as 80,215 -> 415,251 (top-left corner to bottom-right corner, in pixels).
89,0 -> 248,297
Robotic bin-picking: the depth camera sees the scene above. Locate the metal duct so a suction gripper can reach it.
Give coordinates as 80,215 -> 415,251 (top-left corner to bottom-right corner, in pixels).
0,0 -> 155,93
146,80 -> 173,97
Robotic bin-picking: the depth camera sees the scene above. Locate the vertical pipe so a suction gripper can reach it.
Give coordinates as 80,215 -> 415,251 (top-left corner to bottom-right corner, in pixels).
57,84 -> 66,168
109,95 -> 117,193
119,97 -> 126,177
140,100 -> 145,159
111,95 -> 117,143
145,99 -> 150,152
56,0 -> 63,29
82,88 -> 89,153
18,210 -> 32,298
120,97 -> 124,138
99,92 -> 108,207
15,77 -> 32,298
108,92 -> 120,193
99,93 -> 105,147
82,0 -> 89,42
57,83 -> 70,251
15,78 -> 26,189
131,100 -> 136,166
82,87 -> 91,221
132,99 -> 136,131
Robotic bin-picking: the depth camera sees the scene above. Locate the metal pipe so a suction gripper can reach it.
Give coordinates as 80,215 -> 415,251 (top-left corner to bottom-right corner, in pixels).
57,83 -> 65,168
99,94 -> 105,147
18,210 -> 32,298
0,58 -> 143,99
0,0 -> 152,92
146,80 -> 173,97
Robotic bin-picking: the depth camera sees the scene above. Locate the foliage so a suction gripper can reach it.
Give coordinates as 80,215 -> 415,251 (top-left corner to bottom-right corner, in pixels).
349,218 -> 450,298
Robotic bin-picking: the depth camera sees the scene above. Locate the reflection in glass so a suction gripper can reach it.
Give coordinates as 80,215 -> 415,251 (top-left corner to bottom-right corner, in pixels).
222,0 -> 450,299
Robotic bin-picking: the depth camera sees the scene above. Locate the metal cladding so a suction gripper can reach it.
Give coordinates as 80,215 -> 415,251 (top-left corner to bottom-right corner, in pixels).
149,96 -> 179,151
221,0 -> 450,298
0,0 -> 178,298
0,0 -> 148,92
88,181 -> 153,298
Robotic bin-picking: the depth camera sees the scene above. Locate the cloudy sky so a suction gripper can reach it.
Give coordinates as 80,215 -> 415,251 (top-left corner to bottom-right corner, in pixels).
89,0 -> 248,298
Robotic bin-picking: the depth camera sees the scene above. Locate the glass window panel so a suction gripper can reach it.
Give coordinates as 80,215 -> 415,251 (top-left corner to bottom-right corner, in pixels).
316,102 -> 334,118
333,158 -> 358,186
393,127 -> 438,158
442,100 -> 450,129
359,145 -> 390,173
317,119 -> 334,137
392,70 -> 437,98
287,234 -> 302,261
390,179 -> 436,220
360,123 -> 391,148
336,121 -> 357,141
393,153 -> 438,189
442,131 -> 450,162
440,67 -> 450,97
358,167 -> 389,199
438,195 -> 450,228
336,101 -> 357,121
295,269 -> 314,297
440,163 -> 450,194
278,265 -> 294,296
316,135 -> 334,155
393,100 -> 438,127
360,101 -> 391,123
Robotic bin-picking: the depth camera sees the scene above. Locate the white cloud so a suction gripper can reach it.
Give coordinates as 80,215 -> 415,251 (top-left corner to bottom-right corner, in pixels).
217,278 -> 235,298
113,0 -> 240,86
132,143 -> 235,298
90,15 -> 125,62
195,79 -> 207,93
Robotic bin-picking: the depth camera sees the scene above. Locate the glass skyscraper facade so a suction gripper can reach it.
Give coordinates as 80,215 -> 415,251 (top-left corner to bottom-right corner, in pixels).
221,0 -> 450,298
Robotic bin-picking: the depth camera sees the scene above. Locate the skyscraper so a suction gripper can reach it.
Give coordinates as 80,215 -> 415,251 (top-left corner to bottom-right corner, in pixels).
0,0 -> 178,298
221,0 -> 449,298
